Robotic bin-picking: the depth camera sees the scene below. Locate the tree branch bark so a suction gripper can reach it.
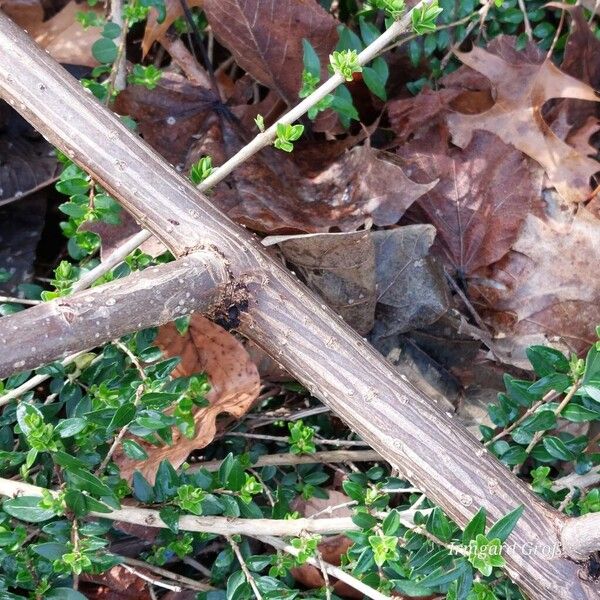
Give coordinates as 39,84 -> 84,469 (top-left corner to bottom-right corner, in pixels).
0,252 -> 229,378
561,513 -> 600,561
0,12 -> 597,598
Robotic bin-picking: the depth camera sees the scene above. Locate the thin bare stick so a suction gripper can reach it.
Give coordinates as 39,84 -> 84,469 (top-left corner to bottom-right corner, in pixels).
0,351 -> 86,407
513,382 -> 581,475
222,431 -> 370,447
517,0 -> 533,41
122,556 -> 212,591
485,390 -> 560,447
71,230 -> 151,293
120,563 -> 182,592
0,296 -> 42,305
107,0 -> 128,94
228,536 -> 263,600
189,450 -> 382,471
552,465 -> 600,492
256,535 -> 388,600
0,477 -> 366,536
159,34 -> 212,87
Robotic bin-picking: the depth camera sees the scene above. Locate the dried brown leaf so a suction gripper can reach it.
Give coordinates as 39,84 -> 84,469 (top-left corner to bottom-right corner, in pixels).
397,130 -> 543,276
0,0 -> 43,30
0,103 -> 60,207
80,565 -> 151,600
32,1 -> 104,67
264,231 -> 377,335
116,316 -> 259,483
203,0 -> 338,105
371,225 -> 449,339
475,210 -> 600,367
447,38 -> 600,204
225,145 -> 437,233
114,72 -> 218,166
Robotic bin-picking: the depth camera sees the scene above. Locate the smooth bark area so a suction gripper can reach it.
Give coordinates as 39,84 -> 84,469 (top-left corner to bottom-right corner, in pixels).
0,252 -> 228,378
0,13 -> 597,599
561,513 -> 600,561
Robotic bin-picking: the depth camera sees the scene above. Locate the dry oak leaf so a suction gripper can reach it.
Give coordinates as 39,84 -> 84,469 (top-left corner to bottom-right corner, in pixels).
142,0 -> 204,57
558,5 -> 600,130
397,129 -> 543,276
204,0 -> 338,106
475,210 -> 600,367
116,315 -> 260,483
447,40 -> 600,204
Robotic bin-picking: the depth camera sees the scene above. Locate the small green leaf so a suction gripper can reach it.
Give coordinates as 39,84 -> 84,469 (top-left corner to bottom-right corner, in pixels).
526,346 -> 569,376
109,402 -> 136,430
159,506 -> 181,533
382,509 -> 401,535
487,505 -> 524,542
46,589 -> 89,600
302,38 -> 321,78
102,21 -> 121,39
122,439 -> 149,460
66,466 -> 115,500
92,37 -> 118,64
543,436 -> 577,461
352,511 -> 378,530
3,496 -> 56,523
562,403 -> 600,422
462,507 -> 486,544
528,373 -> 571,395
54,417 -> 86,438
133,471 -> 154,503
362,66 -> 387,100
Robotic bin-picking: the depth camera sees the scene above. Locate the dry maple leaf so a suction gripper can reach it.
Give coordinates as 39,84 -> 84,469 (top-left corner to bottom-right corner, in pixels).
474,210 -> 600,367
447,38 -> 600,204
116,316 -> 260,483
203,0 -> 338,106
397,129 -> 543,277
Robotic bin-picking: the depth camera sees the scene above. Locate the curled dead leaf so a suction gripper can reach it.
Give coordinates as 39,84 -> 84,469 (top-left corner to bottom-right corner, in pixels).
116,315 -> 260,483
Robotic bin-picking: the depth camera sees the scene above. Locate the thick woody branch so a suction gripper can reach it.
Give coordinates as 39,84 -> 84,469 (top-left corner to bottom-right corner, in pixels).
0,14 -> 596,599
0,252 -> 228,378
561,512 -> 600,561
